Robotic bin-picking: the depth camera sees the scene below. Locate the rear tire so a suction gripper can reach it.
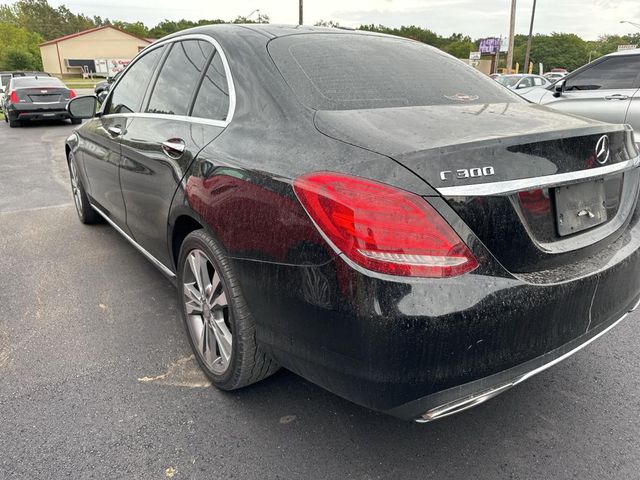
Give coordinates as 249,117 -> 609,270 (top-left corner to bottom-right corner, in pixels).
8,118 -> 20,128
68,151 -> 100,224
177,229 -> 279,390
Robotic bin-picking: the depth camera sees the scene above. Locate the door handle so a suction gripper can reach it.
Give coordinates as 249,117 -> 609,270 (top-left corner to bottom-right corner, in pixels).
107,126 -> 122,136
161,138 -> 186,158
604,94 -> 630,100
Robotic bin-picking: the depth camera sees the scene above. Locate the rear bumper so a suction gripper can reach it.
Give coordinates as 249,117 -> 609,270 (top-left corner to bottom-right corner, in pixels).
231,202 -> 640,420
7,103 -> 69,121
399,299 -> 639,422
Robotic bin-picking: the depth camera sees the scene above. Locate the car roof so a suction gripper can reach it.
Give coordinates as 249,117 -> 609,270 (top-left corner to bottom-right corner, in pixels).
502,74 -> 543,78
161,23 -> 391,45
604,48 -> 640,57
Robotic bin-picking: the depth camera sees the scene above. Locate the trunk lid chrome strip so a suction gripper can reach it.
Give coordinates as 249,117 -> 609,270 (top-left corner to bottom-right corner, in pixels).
437,155 -> 640,197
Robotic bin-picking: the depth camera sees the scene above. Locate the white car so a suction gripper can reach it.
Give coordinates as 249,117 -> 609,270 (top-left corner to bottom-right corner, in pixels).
521,49 -> 640,137
495,74 -> 550,95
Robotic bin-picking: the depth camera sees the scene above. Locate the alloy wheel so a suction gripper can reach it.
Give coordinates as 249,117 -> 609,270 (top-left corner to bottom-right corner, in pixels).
182,249 -> 232,375
69,154 -> 83,215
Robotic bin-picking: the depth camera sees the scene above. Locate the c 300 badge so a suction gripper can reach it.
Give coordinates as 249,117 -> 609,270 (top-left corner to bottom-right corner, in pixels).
440,166 -> 495,181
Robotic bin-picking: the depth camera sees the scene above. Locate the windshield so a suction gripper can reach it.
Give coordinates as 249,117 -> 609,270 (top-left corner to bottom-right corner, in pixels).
269,33 -> 519,110
11,76 -> 65,89
496,76 -> 521,87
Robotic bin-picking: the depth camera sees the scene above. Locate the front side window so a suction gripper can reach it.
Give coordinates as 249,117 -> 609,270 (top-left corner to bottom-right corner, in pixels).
565,56 -> 640,91
107,45 -> 165,114
147,40 -> 213,116
192,51 -> 230,121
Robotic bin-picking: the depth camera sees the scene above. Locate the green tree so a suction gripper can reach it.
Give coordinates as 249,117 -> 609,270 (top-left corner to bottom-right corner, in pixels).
148,18 -> 225,38
1,46 -> 37,69
0,0 -> 96,40
0,22 -> 43,70
111,21 -> 149,38
442,33 -> 475,58
314,20 -> 340,27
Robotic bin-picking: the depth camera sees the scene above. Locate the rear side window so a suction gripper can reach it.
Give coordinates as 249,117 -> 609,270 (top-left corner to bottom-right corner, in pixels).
108,45 -> 165,114
565,56 -> 640,91
269,33 -> 518,110
1,74 -> 11,87
192,51 -> 229,120
147,40 -> 213,116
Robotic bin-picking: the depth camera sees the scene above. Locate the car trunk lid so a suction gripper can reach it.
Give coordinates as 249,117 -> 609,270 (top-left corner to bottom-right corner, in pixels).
15,87 -> 69,104
314,103 -> 640,273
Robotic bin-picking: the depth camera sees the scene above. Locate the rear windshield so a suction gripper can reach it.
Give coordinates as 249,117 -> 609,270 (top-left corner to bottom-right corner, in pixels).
11,76 -> 65,89
268,33 -> 519,110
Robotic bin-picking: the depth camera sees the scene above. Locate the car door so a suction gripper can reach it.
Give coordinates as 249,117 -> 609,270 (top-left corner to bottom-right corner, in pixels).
119,38 -> 231,267
79,45 -> 166,229
539,55 -> 640,125
625,84 -> 640,136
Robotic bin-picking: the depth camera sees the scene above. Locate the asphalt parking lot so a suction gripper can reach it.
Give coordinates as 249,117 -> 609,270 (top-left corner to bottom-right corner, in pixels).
1,119 -> 639,480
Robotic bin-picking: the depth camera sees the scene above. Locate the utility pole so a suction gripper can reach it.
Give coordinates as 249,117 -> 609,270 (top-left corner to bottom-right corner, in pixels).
506,0 -> 517,73
523,0 -> 537,72
299,0 -> 303,25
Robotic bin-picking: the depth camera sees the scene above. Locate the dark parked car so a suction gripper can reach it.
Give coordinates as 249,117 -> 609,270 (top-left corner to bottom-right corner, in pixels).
64,25 -> 640,422
1,71 -> 52,103
3,75 -> 79,127
94,70 -> 123,96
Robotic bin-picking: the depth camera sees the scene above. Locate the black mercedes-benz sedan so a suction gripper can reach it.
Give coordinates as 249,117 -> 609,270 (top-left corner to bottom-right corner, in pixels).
64,24 -> 640,422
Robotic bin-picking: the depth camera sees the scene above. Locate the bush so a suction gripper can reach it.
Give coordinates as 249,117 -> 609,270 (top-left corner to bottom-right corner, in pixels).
1,46 -> 37,70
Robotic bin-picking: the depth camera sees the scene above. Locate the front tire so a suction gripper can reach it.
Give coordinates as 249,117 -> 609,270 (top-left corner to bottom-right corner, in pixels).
70,118 -> 82,125
68,152 -> 100,224
177,229 -> 278,390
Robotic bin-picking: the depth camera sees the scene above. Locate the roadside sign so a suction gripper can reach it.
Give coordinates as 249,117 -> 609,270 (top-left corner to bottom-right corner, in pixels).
479,38 -> 501,54
469,51 -> 481,61
617,44 -> 638,51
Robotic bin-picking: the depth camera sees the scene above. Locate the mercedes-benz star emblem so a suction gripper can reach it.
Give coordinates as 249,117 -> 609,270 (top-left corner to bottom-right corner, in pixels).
595,135 -> 610,165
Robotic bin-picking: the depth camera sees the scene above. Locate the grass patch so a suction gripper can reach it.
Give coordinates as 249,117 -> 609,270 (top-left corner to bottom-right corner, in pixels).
66,83 -> 98,89
0,111 -> 4,121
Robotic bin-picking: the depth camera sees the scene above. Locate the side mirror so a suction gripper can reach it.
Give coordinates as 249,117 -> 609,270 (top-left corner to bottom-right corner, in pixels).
516,83 -> 527,89
553,80 -> 565,98
97,90 -> 108,105
107,76 -> 115,84
67,95 -> 98,119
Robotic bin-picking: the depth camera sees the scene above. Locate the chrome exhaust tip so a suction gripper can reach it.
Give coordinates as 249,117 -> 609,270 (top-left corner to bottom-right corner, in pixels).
416,383 -> 514,423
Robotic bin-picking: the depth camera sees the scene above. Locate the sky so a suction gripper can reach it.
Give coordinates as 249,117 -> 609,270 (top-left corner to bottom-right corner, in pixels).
2,0 -> 640,40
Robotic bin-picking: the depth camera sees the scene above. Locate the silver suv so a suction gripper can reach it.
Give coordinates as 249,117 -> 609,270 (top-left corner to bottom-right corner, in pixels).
522,49 -> 640,137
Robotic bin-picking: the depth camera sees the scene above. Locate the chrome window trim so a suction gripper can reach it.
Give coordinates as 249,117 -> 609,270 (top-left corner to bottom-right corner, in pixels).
100,33 -> 236,126
90,203 -> 176,279
437,155 -> 640,197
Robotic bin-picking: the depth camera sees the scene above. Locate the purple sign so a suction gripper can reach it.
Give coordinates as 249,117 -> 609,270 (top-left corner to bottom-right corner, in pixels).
479,38 -> 501,54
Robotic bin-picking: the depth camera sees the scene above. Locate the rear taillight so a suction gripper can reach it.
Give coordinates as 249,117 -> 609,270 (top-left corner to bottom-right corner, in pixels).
293,172 -> 478,278
9,91 -> 18,103
68,89 -> 76,99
